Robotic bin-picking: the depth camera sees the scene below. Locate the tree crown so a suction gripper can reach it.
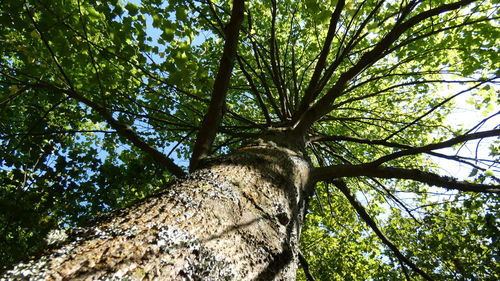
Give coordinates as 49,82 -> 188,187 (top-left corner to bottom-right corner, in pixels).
0,0 -> 498,279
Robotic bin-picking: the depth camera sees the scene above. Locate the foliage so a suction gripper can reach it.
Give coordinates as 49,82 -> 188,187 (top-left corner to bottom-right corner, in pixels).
0,0 -> 498,279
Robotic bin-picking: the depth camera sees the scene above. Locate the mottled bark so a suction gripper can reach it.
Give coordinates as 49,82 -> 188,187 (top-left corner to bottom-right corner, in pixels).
1,137 -> 311,280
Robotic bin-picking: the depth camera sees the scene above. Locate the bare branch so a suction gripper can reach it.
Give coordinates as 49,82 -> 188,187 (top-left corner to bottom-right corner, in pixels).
337,77 -> 479,110
332,180 -> 434,281
190,0 -> 245,171
464,110 -> 500,135
239,44 -> 283,119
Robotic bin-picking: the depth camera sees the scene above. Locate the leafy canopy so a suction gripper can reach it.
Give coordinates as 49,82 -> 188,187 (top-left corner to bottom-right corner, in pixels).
0,0 -> 499,279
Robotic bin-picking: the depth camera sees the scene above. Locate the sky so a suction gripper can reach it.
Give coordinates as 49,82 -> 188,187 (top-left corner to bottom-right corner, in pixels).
433,85 -> 499,181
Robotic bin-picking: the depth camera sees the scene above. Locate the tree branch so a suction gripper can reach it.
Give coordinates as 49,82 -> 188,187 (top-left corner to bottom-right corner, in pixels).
190,0 -> 245,171
298,250 -> 316,281
242,40 -> 283,119
313,165 -> 500,193
32,82 -> 186,178
269,0 -> 289,118
365,177 -> 422,224
370,129 -> 500,166
295,0 -> 345,119
384,80 -> 489,140
246,16 -> 285,121
316,0 -> 385,100
309,133 -> 499,180
292,0 -> 477,135
332,179 -> 434,281
309,134 -> 410,149
1,130 -> 117,139
236,56 -> 272,125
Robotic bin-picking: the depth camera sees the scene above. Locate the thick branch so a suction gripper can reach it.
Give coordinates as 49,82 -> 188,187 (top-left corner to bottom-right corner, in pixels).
295,0 -> 345,118
309,134 -> 498,177
292,0 -> 476,134
268,0 -> 290,118
190,0 -> 245,171
33,83 -> 186,178
315,0 -> 385,101
313,165 -> 500,193
25,6 -> 186,177
332,180 -> 434,281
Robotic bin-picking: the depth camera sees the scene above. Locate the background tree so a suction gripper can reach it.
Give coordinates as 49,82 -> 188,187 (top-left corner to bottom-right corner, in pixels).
0,0 -> 498,280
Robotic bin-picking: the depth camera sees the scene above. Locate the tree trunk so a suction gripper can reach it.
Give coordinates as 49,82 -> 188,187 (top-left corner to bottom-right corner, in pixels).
1,137 -> 311,280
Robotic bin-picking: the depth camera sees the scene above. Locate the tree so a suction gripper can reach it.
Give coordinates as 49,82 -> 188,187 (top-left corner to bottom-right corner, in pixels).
0,0 -> 498,279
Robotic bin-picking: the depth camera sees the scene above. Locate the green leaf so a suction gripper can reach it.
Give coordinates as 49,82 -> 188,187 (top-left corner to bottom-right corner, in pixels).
125,3 -> 139,16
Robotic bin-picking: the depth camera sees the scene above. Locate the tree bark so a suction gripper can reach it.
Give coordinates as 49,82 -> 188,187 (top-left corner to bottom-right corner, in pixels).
1,137 -> 311,280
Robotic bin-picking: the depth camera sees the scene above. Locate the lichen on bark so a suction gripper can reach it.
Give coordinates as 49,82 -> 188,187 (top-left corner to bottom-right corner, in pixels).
1,140 -> 311,280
